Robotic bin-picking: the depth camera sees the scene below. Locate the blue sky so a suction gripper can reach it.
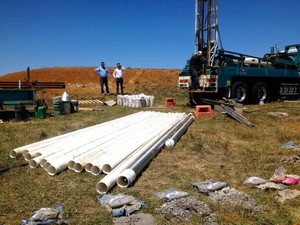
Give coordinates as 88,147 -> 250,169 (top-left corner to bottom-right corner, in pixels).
1,0 -> 299,76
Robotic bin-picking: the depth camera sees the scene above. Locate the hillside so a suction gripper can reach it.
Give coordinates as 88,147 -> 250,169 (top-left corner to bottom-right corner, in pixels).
0,67 -> 181,100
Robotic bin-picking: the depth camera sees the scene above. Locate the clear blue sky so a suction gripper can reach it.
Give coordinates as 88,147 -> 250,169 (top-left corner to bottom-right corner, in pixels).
1,0 -> 299,76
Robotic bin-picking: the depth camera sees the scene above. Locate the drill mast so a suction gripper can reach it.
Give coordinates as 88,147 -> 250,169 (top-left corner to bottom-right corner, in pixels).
195,0 -> 222,68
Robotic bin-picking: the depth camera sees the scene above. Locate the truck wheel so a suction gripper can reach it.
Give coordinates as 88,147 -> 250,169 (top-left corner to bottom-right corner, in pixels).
231,81 -> 249,103
251,82 -> 268,103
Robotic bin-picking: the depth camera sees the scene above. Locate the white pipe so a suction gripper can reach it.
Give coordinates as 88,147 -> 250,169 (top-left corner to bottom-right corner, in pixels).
10,111 -> 146,158
101,113 -> 186,174
91,113 -> 183,175
92,113 -> 185,176
46,155 -> 70,176
96,113 -> 188,193
69,112 -> 169,172
117,113 -> 194,188
165,115 -> 195,148
37,111 -> 172,174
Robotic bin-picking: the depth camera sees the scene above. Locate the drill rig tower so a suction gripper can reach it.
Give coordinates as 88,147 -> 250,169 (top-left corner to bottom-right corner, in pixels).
195,0 -> 222,72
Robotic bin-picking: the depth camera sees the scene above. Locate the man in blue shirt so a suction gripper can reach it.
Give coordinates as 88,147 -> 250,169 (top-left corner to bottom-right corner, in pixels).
95,61 -> 110,95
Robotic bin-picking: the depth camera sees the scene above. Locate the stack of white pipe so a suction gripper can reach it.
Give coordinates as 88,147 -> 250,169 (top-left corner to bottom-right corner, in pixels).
96,113 -> 195,193
117,94 -> 155,107
10,111 -> 194,192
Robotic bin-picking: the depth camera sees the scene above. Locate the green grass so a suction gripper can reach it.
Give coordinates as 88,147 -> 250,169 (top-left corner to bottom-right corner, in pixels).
1,90 -> 300,224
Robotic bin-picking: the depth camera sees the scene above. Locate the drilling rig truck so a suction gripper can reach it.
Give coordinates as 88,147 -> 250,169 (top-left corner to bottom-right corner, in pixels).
181,0 -> 300,104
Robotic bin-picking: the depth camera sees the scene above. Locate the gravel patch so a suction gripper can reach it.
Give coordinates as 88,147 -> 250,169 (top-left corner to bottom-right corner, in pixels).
208,187 -> 262,211
156,196 -> 218,224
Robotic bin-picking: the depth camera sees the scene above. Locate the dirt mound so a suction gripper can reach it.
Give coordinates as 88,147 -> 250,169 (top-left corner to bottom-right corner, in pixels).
0,67 -> 181,99
0,67 -> 180,86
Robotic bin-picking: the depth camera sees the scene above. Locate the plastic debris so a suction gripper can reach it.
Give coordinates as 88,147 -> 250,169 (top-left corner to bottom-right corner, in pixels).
269,166 -> 300,185
19,203 -> 66,225
270,166 -> 286,181
271,176 -> 300,185
153,188 -> 190,202
97,194 -> 145,217
281,155 -> 300,164
279,141 -> 300,151
243,176 -> 267,186
256,182 -> 288,191
192,180 -> 227,195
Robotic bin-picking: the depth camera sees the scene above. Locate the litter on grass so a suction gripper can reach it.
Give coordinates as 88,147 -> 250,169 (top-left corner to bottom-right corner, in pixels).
269,166 -> 300,185
279,141 -> 300,151
192,180 -> 227,195
281,155 -> 300,164
153,188 -> 190,202
20,203 -> 66,225
257,182 -> 289,191
97,194 -> 145,217
243,176 -> 267,186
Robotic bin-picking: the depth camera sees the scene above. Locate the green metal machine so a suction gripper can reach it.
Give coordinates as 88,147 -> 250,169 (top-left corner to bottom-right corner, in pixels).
183,0 -> 300,104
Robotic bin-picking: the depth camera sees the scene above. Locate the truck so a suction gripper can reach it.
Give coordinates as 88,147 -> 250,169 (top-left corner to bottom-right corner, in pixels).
182,0 -> 300,104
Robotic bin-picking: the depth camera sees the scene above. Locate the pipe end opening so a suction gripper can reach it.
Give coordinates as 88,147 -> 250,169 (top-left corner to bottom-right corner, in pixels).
67,160 -> 75,170
47,165 -> 57,176
73,163 -> 83,173
29,160 -> 39,168
9,150 -> 18,159
84,163 -> 93,173
102,164 -> 112,174
91,166 -> 101,176
117,176 -> 130,188
96,182 -> 108,194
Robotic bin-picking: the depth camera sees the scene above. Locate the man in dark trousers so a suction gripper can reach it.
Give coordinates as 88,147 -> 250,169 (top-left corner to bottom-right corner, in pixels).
95,61 -> 110,95
189,50 -> 204,90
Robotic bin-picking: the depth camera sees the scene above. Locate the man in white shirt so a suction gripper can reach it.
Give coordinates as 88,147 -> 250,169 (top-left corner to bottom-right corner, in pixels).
113,63 -> 126,95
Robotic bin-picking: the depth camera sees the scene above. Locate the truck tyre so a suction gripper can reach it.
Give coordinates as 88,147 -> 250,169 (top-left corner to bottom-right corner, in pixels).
231,81 -> 249,103
251,82 -> 268,103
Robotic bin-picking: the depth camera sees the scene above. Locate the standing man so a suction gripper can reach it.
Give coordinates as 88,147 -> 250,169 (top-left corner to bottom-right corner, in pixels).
95,61 -> 110,95
113,63 -> 126,95
189,50 -> 204,91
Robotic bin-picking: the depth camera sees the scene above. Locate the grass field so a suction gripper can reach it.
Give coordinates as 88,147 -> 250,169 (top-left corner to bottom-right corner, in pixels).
1,67 -> 300,224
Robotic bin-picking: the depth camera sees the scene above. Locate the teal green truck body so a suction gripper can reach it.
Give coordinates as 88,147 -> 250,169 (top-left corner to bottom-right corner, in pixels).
185,44 -> 300,103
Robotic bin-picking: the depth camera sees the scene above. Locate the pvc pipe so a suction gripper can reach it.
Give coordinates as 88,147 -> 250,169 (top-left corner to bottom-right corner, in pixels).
46,155 -> 71,176
117,113 -> 194,188
69,112 -> 169,171
86,113 -> 183,175
38,111 -> 173,174
10,111 -> 146,158
101,113 -> 186,174
165,115 -> 195,148
96,113 -> 188,193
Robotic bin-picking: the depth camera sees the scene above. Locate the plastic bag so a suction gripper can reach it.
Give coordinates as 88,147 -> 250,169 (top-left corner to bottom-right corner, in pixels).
192,180 -> 227,195
153,188 -> 190,202
270,166 -> 286,182
19,203 -> 65,225
97,194 -> 145,217
243,176 -> 267,186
